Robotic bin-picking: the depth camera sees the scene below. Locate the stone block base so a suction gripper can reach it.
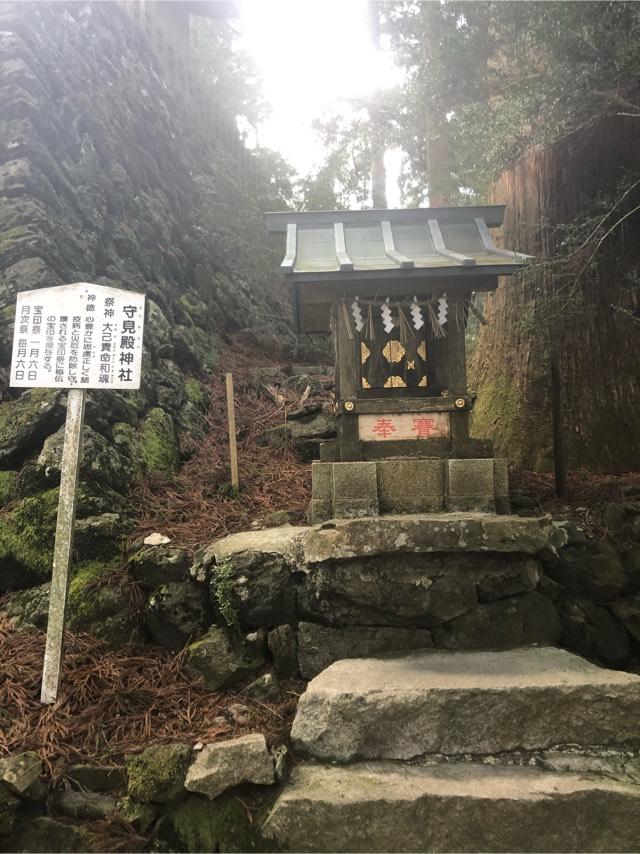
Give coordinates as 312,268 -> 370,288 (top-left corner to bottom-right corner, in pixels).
309,458 -> 510,522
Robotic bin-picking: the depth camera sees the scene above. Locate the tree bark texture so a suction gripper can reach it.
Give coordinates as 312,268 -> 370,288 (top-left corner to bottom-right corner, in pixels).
423,3 -> 457,206
469,115 -> 640,472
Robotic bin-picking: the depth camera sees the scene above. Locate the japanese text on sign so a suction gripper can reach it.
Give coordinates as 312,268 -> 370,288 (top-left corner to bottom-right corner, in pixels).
359,412 -> 450,441
10,283 -> 145,390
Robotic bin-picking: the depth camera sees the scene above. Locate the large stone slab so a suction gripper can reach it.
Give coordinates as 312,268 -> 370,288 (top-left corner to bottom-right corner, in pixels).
202,515 -> 563,575
301,514 -> 564,564
291,647 -> 640,761
298,553 -> 541,629
298,553 -> 477,628
263,762 -> 640,853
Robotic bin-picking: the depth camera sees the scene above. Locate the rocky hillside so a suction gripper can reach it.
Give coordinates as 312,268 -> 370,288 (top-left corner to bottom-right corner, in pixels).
0,0 -> 293,598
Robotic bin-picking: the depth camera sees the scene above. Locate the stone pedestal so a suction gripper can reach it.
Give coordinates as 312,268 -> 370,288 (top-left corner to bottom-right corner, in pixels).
309,458 -> 510,522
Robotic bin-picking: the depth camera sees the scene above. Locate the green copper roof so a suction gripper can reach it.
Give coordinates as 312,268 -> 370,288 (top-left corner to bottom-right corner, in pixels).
265,206 -> 532,282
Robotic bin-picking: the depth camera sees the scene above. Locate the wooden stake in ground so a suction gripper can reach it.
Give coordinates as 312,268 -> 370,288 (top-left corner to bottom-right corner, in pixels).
40,388 -> 86,704
226,372 -> 239,489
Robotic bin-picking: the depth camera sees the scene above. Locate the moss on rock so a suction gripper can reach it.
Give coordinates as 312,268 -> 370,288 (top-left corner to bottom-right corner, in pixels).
67,560 -> 141,647
37,424 -> 132,494
2,582 -> 50,631
116,795 -> 157,833
10,815 -> 95,853
184,377 -> 208,410
162,792 -> 275,853
0,488 -> 59,590
0,470 -> 17,506
0,388 -> 64,467
127,743 -> 192,803
140,407 -> 180,477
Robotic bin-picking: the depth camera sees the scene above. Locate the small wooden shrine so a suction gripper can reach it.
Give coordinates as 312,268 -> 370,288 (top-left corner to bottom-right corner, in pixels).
266,206 -> 530,464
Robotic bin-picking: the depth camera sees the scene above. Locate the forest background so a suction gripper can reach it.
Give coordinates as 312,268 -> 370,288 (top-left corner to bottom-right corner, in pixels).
244,0 -> 640,474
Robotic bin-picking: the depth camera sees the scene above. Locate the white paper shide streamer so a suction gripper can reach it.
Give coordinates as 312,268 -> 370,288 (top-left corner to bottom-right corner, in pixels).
351,297 -> 364,332
437,296 -> 448,327
381,298 -> 395,334
410,297 -> 424,331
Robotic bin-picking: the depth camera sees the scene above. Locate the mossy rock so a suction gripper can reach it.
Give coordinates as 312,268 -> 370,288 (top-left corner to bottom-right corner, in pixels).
84,390 -> 139,434
127,743 -> 192,804
127,546 -> 189,589
0,783 -> 20,837
177,292 -> 208,327
0,388 -> 64,467
9,816 -> 96,852
74,512 -> 133,561
116,795 -> 157,833
172,325 -> 219,375
67,560 -> 141,647
2,582 -> 50,631
0,470 -> 17,506
158,791 -> 276,853
0,488 -> 59,590
140,408 -> 180,477
112,422 -> 142,482
184,377 -> 208,410
145,299 -> 173,360
185,626 -> 266,691
37,424 -> 132,494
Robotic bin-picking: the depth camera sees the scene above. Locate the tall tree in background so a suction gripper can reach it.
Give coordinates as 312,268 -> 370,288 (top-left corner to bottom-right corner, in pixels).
368,2 -> 388,208
382,0 -> 640,471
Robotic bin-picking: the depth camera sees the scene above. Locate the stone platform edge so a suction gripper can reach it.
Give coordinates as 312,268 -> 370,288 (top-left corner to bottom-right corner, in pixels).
206,512 -> 568,569
309,458 -> 510,522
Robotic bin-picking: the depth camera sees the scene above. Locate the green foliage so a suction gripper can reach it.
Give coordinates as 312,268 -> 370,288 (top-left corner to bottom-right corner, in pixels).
191,15 -> 267,133
211,559 -> 240,630
309,2 -> 640,202
384,0 -> 640,196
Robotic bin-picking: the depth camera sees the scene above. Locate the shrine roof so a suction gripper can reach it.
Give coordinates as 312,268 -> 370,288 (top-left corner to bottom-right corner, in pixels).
265,205 -> 532,282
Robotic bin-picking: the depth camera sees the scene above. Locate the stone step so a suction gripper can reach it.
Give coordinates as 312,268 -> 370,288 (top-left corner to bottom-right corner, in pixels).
291,647 -> 640,761
262,761 -> 640,853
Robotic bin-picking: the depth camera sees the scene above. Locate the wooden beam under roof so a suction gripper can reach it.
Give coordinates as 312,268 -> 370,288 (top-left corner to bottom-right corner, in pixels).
281,223 -> 297,270
428,219 -> 476,267
334,223 -> 354,272
381,220 -> 414,268
474,218 -> 534,261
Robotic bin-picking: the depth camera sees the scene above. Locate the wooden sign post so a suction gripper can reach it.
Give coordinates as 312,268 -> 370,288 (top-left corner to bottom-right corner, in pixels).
9,282 -> 145,704
226,372 -> 239,489
40,388 -> 85,704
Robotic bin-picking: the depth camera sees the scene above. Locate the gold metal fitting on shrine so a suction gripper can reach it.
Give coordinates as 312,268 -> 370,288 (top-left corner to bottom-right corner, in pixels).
454,397 -> 467,409
344,400 -> 355,411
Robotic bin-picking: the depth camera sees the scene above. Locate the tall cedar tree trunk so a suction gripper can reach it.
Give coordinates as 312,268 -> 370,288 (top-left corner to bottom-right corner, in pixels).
469,115 -> 640,472
368,2 -> 387,208
423,3 -> 457,206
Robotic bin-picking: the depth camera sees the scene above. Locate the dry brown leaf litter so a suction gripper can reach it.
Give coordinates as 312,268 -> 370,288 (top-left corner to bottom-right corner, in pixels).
0,616 -> 302,779
130,355 -> 327,551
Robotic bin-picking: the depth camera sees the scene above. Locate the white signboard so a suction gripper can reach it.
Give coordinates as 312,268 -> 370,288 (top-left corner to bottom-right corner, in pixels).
10,282 -> 145,390
359,412 -> 450,441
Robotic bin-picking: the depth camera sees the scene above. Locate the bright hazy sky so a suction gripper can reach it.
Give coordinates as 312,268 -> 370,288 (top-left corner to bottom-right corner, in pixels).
237,0 -> 404,206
